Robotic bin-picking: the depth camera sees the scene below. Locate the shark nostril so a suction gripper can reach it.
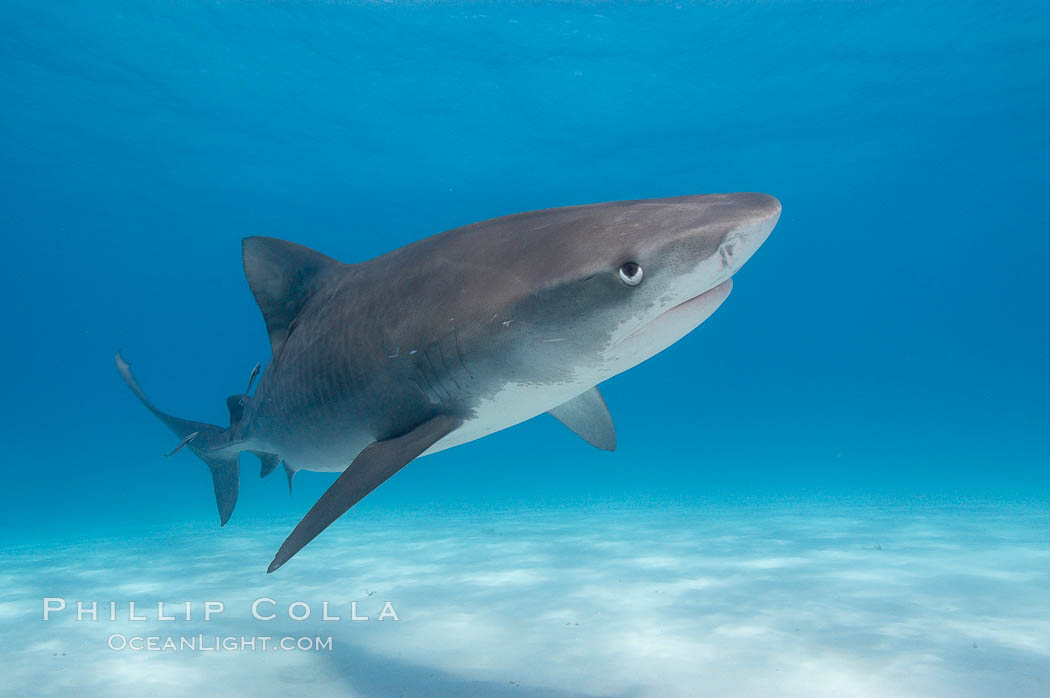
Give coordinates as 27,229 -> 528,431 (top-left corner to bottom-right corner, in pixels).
719,243 -> 732,268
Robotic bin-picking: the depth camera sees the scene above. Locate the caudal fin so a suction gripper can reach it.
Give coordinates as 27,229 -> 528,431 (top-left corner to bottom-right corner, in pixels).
115,352 -> 241,525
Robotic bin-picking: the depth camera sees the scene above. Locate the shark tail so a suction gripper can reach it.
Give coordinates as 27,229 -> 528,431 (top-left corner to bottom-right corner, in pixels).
115,352 -> 244,525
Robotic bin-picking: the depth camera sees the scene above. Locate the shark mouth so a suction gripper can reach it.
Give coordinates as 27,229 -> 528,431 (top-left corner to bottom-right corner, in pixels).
611,278 -> 734,359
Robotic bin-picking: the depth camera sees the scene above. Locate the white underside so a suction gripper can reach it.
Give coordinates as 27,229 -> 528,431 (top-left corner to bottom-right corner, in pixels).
424,278 -> 733,456
426,373 -> 606,455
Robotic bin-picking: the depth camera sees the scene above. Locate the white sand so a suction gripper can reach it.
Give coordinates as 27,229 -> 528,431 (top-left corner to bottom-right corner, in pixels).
3,500 -> 1048,697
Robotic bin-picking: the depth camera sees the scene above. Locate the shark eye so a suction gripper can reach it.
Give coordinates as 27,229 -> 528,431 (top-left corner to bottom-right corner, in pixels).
618,262 -> 643,286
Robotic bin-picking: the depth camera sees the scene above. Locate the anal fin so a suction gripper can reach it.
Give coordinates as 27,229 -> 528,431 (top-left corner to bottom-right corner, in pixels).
284,463 -> 297,494
252,451 -> 281,478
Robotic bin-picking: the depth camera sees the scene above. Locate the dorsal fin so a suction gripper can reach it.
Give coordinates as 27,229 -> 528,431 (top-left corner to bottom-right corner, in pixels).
242,237 -> 342,356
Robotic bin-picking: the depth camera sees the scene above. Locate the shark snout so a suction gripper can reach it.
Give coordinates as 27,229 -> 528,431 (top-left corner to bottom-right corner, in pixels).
717,193 -> 781,274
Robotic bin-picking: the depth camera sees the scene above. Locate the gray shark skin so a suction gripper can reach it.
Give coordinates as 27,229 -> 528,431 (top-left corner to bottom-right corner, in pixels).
116,192 -> 781,571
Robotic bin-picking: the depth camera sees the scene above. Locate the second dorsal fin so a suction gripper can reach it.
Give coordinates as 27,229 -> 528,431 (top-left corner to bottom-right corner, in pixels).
242,236 -> 342,357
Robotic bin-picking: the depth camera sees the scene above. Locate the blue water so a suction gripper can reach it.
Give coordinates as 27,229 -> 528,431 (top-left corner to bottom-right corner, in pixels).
2,2 -> 1048,696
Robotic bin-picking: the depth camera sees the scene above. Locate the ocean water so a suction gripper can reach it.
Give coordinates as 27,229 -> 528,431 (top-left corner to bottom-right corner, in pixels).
2,2 -> 1048,696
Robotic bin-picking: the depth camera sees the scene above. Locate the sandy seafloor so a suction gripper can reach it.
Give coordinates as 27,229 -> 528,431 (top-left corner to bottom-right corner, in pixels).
4,499 -> 1048,697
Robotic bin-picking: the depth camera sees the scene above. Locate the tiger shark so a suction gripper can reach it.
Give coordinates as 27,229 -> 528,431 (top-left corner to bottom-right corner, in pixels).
116,192 -> 781,572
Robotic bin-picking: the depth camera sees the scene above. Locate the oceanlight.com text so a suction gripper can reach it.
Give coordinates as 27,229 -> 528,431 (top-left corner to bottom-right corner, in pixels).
107,634 -> 334,652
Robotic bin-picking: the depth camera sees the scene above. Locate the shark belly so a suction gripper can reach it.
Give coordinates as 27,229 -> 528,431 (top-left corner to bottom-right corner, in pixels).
425,375 -> 603,455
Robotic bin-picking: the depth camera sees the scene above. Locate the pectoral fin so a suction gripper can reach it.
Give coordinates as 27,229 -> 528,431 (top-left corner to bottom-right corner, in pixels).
548,386 -> 616,451
267,414 -> 461,572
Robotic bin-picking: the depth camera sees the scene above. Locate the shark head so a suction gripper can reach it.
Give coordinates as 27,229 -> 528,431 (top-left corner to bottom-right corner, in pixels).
597,192 -> 781,373
466,192 -> 781,385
